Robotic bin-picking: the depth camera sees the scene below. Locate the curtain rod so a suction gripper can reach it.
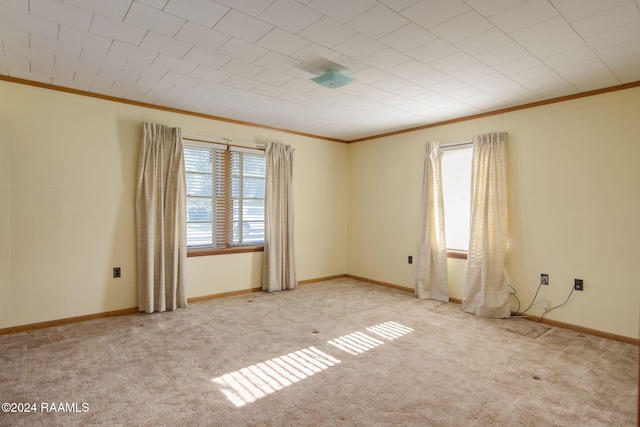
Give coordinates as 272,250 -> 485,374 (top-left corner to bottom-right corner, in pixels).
182,133 -> 266,151
440,139 -> 473,147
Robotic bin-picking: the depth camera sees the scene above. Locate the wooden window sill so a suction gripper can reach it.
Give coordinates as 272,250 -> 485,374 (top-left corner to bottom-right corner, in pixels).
187,246 -> 264,257
447,250 -> 468,260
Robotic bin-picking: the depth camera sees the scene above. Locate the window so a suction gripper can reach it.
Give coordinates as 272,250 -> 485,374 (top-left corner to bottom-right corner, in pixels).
441,144 -> 473,254
184,140 -> 265,252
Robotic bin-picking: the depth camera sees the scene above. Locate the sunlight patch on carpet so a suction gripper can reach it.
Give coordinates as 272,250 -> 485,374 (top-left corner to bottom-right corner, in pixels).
366,321 -> 414,340
327,331 -> 384,355
212,321 -> 415,407
212,347 -> 340,407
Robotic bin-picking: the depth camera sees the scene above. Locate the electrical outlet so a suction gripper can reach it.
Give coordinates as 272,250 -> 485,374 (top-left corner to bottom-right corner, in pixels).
113,267 -> 121,279
541,299 -> 549,310
541,273 -> 549,285
574,279 -> 583,291
408,256 -> 412,264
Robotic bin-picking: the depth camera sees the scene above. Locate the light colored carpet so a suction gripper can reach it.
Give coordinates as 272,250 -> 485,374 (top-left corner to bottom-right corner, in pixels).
0,277 -> 637,426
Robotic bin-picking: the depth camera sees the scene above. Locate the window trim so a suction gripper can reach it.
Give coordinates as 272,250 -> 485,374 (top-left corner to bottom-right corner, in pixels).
187,245 -> 264,257
447,250 -> 468,260
183,137 -> 266,256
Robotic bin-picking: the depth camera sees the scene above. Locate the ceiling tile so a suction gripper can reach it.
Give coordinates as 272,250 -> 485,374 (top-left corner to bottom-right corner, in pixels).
182,46 -> 231,69
254,70 -> 294,86
459,92 -> 505,109
152,53 -> 198,74
307,0 -> 378,23
378,0 -> 420,12
220,58 -> 265,78
188,64 -> 231,83
508,65 -> 561,84
518,75 -> 577,98
0,26 -> 28,48
527,32 -> 586,58
0,6 -> 59,39
475,42 -> 529,66
350,67 -> 391,84
455,28 -> 512,55
222,75 -> 263,91
571,3 -> 640,38
347,4 -> 410,39
163,0 -> 228,28
214,10 -> 274,43
362,47 -> 412,69
140,32 -> 192,57
121,62 -> 164,82
409,69 -> 450,87
109,40 -> 159,64
254,51 -> 300,72
90,14 -> 148,45
430,10 -> 494,44
448,61 -> 496,81
401,0 -> 470,29
372,75 -> 412,91
334,34 -> 386,59
290,42 -> 342,67
58,25 -> 113,53
299,17 -> 357,48
428,52 -> 477,73
215,0 -> 275,17
554,59 -> 621,91
596,38 -> 640,61
54,55 -> 100,76
387,60 -> 432,79
136,0 -> 169,9
256,28 -> 310,56
30,0 -> 93,31
379,24 -> 436,52
488,0 -> 559,33
407,39 -> 459,63
493,54 -> 543,74
553,0 -> 631,22
124,2 -> 185,37
1,0 -> 28,12
605,53 -> 640,82
258,0 -> 322,33
585,21 -> 640,50
80,50 -> 128,72
64,0 -> 132,20
217,37 -> 268,62
464,0 -> 527,17
543,46 -> 599,69
175,22 -> 230,51
31,34 -> 82,59
509,16 -> 574,47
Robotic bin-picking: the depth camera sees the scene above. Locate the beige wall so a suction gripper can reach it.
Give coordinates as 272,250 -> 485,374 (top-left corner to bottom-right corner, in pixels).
347,87 -> 640,339
2,79 -> 638,340
0,80 -> 347,329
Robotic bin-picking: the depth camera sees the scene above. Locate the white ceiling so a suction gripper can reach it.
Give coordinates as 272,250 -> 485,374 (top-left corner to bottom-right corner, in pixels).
1,0 -> 639,141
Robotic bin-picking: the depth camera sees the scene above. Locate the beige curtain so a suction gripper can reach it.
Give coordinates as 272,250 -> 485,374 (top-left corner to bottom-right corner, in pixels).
462,132 -> 510,318
135,122 -> 188,313
415,142 -> 449,302
262,142 -> 297,292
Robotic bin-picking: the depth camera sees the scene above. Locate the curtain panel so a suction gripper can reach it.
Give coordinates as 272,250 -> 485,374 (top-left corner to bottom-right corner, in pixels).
263,142 -> 297,292
135,122 -> 188,313
415,141 -> 449,302
462,132 -> 510,318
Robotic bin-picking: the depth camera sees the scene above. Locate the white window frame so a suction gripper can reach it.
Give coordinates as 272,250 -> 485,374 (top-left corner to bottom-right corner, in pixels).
441,142 -> 473,257
183,139 -> 265,255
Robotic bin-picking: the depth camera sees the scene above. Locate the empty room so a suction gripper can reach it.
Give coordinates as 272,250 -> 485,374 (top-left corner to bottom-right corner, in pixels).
0,0 -> 639,425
